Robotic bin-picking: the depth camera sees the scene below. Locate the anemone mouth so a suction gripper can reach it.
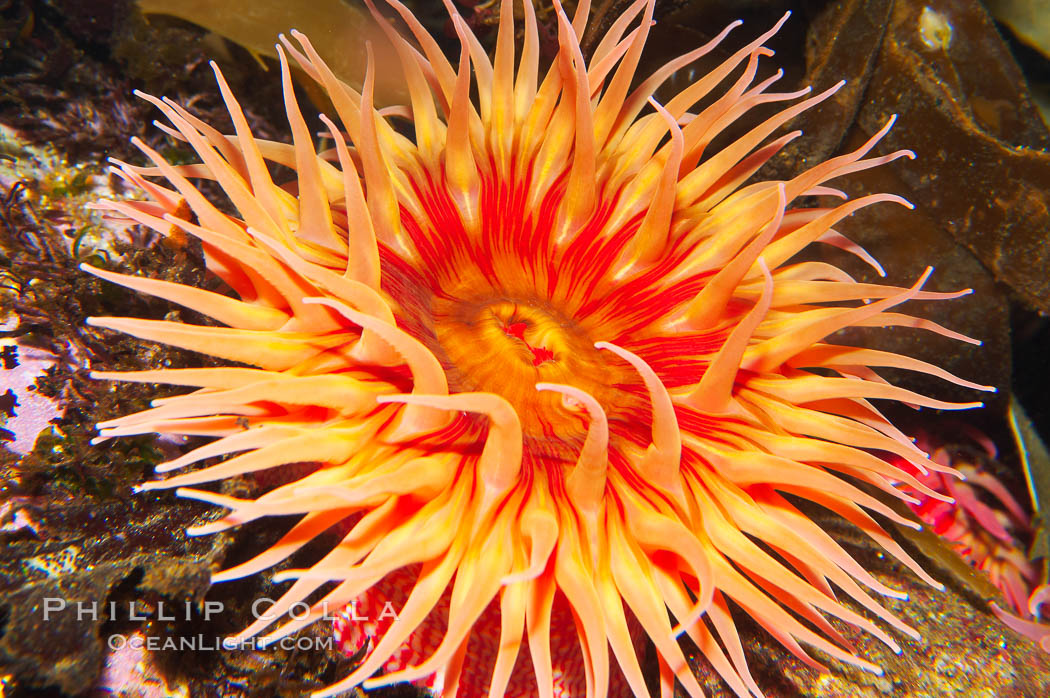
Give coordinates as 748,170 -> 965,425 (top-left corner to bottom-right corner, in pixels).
388,162 -> 655,460
429,291 -> 621,445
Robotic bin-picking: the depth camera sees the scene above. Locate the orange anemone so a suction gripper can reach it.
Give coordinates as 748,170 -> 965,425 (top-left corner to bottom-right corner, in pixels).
85,1 -> 991,696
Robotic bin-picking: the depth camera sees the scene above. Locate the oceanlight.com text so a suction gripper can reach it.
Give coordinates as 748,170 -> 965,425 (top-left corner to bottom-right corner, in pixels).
106,633 -> 335,652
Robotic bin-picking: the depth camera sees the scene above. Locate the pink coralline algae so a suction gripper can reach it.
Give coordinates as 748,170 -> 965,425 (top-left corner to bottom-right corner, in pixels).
0,323 -> 64,455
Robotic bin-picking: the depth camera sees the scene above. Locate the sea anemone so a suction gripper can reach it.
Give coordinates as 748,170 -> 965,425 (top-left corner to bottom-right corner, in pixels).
997,584 -> 1050,652
897,432 -> 1037,612
84,0 -> 992,696
892,432 -> 1050,653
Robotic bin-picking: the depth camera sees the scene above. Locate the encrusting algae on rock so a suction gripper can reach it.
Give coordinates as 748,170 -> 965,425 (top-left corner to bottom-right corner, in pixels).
83,0 -> 1000,696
